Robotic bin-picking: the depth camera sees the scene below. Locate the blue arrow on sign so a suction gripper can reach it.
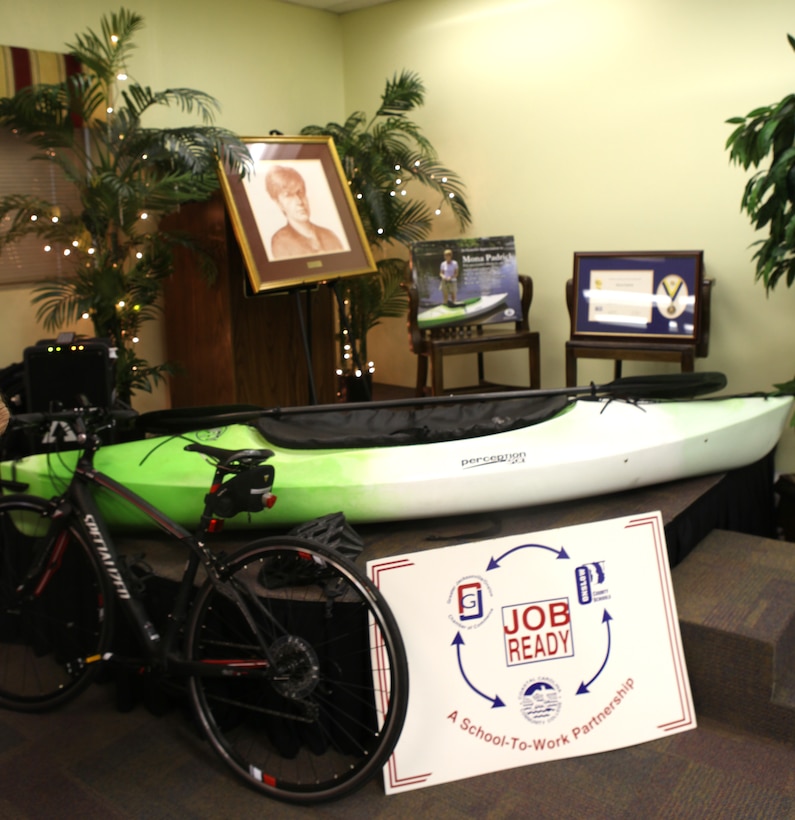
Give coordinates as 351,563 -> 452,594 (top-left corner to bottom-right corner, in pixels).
576,609 -> 614,695
486,543 -> 570,570
452,632 -> 505,708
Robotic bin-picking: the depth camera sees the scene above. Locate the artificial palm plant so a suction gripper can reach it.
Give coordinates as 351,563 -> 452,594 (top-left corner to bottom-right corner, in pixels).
0,8 -> 251,403
300,70 -> 471,378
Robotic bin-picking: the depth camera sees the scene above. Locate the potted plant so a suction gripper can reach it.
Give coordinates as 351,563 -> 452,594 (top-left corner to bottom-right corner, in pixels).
726,32 -> 795,533
0,8 -> 251,405
300,70 -> 471,397
725,33 -> 795,297
726,32 -> 795,399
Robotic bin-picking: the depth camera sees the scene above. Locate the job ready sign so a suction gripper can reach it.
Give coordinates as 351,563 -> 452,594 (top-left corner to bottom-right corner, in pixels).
367,511 -> 695,794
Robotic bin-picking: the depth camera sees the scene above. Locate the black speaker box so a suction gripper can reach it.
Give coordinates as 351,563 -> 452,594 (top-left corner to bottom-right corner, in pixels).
23,337 -> 115,412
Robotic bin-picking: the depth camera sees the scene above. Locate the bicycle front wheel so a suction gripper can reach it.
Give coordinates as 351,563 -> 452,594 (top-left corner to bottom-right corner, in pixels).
185,536 -> 408,805
0,494 -> 113,711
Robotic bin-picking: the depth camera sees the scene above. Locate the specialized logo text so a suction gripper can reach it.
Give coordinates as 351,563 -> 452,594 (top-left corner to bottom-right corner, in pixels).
84,514 -> 131,599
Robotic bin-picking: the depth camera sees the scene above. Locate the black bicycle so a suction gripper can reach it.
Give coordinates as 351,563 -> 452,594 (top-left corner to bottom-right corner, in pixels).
0,408 -> 408,805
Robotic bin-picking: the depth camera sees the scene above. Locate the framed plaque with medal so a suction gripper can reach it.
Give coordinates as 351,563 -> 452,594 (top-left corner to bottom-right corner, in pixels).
570,251 -> 704,342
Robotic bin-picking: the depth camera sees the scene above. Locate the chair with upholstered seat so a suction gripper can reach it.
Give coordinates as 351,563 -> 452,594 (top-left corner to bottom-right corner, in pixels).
404,274 -> 541,396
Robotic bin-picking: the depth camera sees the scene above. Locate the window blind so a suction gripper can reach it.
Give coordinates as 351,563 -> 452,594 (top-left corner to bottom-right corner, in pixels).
0,45 -> 82,286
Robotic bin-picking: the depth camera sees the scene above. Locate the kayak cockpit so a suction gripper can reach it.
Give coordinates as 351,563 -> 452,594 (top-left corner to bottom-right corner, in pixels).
254,394 -> 573,449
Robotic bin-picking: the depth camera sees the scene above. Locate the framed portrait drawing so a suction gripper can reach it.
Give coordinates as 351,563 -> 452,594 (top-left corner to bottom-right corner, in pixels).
571,251 -> 704,342
217,136 -> 376,293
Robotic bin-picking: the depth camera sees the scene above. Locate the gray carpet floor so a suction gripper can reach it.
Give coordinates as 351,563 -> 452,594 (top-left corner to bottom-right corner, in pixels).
0,674 -> 793,819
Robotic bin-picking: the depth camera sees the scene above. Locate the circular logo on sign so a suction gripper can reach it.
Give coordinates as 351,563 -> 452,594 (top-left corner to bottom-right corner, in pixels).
447,575 -> 493,630
518,677 -> 562,724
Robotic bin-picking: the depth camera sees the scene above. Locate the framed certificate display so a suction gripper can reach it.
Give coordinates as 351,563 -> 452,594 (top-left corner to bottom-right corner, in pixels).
571,251 -> 704,342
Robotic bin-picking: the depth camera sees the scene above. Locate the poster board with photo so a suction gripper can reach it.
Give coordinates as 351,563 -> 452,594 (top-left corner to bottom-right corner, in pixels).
410,236 -> 522,330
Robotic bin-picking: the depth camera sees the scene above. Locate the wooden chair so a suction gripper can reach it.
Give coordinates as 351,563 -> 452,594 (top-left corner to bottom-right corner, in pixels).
404,274 -> 541,396
564,277 -> 714,386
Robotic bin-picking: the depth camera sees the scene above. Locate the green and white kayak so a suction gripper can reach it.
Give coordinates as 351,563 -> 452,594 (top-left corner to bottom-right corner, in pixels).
417,293 -> 508,328
1,384 -> 791,531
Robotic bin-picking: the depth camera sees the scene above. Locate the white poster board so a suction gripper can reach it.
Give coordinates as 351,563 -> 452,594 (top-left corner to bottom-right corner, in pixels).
367,511 -> 695,794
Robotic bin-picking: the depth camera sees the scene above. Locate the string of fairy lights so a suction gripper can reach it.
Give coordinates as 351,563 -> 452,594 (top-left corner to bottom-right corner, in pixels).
28,35 -> 147,357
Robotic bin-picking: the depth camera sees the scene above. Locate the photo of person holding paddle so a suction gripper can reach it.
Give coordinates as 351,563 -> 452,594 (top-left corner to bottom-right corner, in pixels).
439,248 -> 459,306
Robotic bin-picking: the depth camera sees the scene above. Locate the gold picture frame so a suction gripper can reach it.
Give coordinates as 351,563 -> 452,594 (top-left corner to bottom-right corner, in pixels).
217,136 -> 376,293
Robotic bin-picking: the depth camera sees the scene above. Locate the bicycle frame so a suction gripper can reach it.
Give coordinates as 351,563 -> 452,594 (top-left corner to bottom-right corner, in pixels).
45,442 -> 275,679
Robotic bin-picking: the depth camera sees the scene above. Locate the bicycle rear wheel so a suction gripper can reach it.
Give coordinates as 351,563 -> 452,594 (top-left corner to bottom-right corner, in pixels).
0,494 -> 113,711
186,536 -> 408,805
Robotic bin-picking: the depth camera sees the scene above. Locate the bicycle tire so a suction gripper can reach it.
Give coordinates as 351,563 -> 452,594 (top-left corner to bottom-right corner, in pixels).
185,536 -> 408,805
0,494 -> 113,711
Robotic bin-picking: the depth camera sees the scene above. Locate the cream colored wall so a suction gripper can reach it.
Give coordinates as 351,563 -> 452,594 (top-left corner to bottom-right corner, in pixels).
0,0 -> 345,413
341,0 -> 795,471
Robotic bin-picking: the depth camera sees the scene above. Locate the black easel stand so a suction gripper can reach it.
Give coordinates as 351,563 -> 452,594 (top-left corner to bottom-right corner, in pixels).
248,279 -> 370,406
292,288 -> 318,405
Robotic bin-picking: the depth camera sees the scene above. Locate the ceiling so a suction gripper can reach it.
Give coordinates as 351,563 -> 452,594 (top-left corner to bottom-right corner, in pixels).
277,0 -> 394,13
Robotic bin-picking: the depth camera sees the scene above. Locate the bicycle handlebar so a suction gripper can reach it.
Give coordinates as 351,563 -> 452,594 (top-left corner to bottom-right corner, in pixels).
10,407 -> 139,429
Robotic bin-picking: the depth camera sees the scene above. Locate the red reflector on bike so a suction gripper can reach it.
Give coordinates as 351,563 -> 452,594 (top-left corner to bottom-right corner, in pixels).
265,493 -> 277,509
208,518 -> 224,533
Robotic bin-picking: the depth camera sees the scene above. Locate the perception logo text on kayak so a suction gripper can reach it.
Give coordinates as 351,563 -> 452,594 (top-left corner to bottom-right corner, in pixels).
461,452 -> 526,469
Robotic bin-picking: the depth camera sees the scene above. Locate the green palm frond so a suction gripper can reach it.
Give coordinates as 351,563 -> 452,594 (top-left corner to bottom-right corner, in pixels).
119,85 -> 221,125
0,82 -> 103,157
31,279 -> 88,331
0,194 -> 65,246
67,8 -> 143,83
377,70 -> 426,116
369,116 -> 434,157
374,257 -> 412,318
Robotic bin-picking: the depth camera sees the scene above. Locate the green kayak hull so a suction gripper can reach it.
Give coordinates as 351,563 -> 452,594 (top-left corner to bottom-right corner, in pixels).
1,394 -> 791,531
